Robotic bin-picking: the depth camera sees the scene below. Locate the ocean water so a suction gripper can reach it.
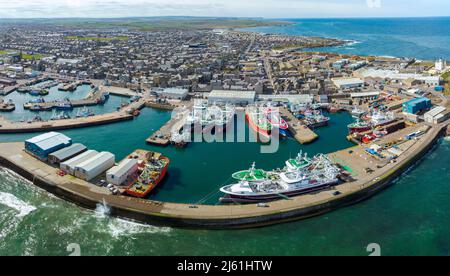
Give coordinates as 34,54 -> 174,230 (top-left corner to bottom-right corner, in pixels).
240,17 -> 450,60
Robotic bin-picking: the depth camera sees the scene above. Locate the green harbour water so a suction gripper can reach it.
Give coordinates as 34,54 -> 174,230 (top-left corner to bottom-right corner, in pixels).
1,107 -> 450,256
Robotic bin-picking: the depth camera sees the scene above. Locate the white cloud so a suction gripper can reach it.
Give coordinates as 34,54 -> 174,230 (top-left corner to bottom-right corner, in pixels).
0,0 -> 448,18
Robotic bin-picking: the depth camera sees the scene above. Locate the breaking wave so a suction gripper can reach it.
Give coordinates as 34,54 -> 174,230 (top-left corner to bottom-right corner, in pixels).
0,192 -> 37,218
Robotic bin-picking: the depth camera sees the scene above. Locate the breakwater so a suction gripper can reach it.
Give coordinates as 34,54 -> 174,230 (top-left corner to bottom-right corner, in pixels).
0,122 -> 446,229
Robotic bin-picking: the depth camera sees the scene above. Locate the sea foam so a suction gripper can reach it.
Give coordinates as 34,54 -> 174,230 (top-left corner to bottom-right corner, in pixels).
0,192 -> 37,218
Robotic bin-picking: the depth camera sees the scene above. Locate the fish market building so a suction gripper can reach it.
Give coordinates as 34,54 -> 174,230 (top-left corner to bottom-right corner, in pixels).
25,132 -> 72,160
74,152 -> 115,181
48,143 -> 87,165
106,159 -> 139,186
208,90 -> 256,105
60,150 -> 99,175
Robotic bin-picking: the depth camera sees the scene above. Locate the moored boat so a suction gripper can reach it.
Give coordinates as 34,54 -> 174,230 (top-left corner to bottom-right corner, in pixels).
220,155 -> 341,203
125,152 -> 170,198
246,106 -> 272,141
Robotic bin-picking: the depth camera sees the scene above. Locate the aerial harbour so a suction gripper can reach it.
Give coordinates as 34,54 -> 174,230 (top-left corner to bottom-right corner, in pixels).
1,3 -> 450,256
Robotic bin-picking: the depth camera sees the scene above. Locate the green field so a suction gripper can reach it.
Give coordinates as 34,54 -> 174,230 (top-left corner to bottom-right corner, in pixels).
442,72 -> 450,96
14,17 -> 292,32
0,50 -> 9,55
20,53 -> 46,60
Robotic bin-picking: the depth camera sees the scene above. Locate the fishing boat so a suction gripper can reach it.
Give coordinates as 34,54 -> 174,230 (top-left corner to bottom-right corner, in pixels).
348,119 -> 371,134
348,111 -> 396,134
125,152 -> 170,198
220,155 -> 341,203
0,98 -> 15,112
264,107 -> 289,137
97,92 -> 110,105
285,151 -> 312,171
76,106 -> 94,118
29,90 -> 41,96
305,113 -> 330,128
232,162 -> 270,183
17,87 -> 30,93
215,104 -> 235,133
29,104 -> 52,112
246,106 -> 272,141
351,106 -> 365,118
55,101 -> 73,110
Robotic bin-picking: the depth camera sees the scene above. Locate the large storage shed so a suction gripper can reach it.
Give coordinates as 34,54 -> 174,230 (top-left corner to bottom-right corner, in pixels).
60,150 -> 99,174
106,158 -> 139,186
48,143 -> 87,165
402,97 -> 432,114
25,132 -> 72,160
74,152 -> 115,181
208,90 -> 256,105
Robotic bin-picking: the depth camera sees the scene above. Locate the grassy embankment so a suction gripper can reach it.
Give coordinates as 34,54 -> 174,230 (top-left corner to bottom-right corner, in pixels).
442,71 -> 450,96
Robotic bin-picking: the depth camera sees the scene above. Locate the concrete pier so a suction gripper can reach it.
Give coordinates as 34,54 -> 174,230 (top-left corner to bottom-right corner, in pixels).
0,121 -> 446,229
23,91 -> 108,110
280,107 -> 318,144
146,114 -> 186,146
0,99 -> 146,134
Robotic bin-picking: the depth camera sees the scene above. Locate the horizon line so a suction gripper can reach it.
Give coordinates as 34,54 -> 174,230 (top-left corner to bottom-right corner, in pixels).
1,15 -> 450,21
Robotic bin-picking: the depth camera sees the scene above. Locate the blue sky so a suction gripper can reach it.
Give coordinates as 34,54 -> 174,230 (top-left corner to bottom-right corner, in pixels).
0,0 -> 449,18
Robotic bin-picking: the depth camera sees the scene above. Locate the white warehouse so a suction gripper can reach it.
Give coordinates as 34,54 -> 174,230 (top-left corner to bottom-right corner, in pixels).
75,152 -> 115,181
208,90 -> 256,105
60,150 -> 99,174
106,159 -> 139,186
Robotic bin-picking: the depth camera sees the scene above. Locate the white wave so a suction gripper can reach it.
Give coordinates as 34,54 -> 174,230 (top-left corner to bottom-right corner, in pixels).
345,40 -> 361,46
107,218 -> 172,238
94,199 -> 111,218
0,192 -> 37,218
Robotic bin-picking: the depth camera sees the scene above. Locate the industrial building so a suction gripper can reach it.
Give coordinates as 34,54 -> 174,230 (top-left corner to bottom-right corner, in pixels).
424,106 -> 449,124
74,152 -> 115,181
25,132 -> 72,160
60,150 -> 99,174
153,87 -> 189,100
258,94 -> 314,104
48,143 -> 87,165
331,78 -> 365,90
402,97 -> 432,114
106,159 -> 139,186
208,90 -> 256,105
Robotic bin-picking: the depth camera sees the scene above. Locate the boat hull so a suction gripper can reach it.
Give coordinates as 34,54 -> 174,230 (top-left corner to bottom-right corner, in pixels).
125,157 -> 170,198
246,112 -> 271,141
220,180 -> 338,203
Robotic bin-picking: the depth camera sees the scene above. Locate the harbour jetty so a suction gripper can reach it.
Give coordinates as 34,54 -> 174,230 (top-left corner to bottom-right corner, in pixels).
0,122 -> 446,229
0,99 -> 146,133
280,107 -> 318,144
23,91 -> 109,111
146,113 -> 186,146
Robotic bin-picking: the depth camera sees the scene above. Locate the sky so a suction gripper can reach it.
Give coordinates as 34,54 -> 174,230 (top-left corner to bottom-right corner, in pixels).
0,0 -> 449,19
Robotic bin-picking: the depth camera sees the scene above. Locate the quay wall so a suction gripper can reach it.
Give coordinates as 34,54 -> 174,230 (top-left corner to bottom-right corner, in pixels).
0,115 -> 133,134
0,125 -> 446,229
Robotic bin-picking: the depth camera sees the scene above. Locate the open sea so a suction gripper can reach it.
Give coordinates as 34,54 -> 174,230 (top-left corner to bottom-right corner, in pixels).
241,17 -> 450,60
1,17 -> 450,256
